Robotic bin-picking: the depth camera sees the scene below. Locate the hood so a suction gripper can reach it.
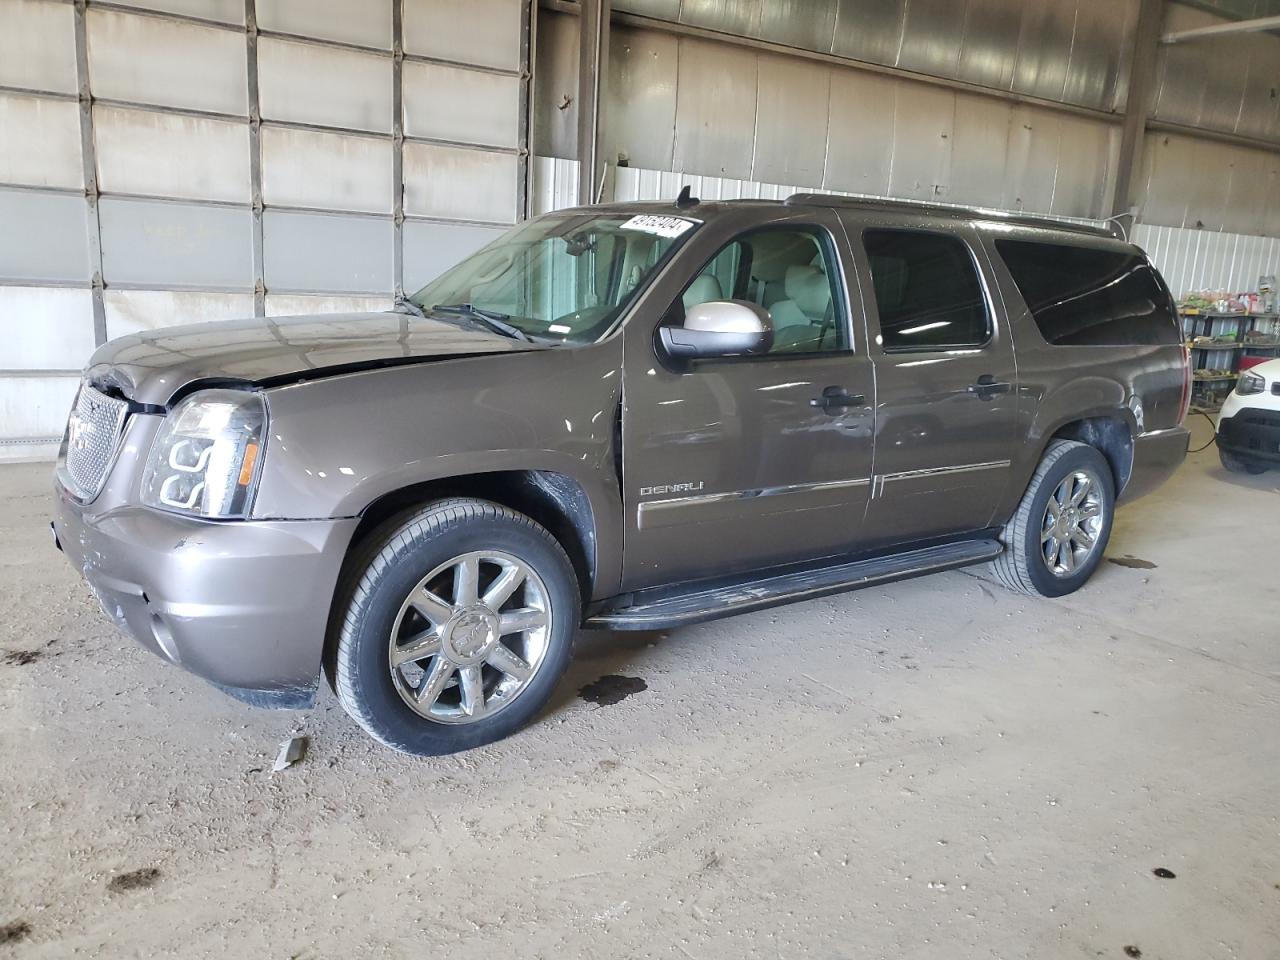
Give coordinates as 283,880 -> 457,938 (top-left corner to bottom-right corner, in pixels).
86,311 -> 540,405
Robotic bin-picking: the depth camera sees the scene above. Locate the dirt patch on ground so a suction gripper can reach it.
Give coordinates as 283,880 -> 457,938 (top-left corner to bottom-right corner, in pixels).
0,921 -> 31,945
3,649 -> 41,666
108,868 -> 161,893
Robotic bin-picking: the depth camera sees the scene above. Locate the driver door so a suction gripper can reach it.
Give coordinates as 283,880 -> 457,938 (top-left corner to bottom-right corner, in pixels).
620,213 -> 876,591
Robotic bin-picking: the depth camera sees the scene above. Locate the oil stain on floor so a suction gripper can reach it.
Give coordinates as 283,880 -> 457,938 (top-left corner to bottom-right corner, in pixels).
1109,556 -> 1158,570
579,675 -> 648,706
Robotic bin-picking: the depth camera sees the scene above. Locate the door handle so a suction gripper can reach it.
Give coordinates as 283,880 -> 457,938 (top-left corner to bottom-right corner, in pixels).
967,374 -> 1011,401
809,385 -> 867,412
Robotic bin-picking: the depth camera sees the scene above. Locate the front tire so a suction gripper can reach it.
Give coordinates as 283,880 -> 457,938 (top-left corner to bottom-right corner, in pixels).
990,440 -> 1115,598
1219,447 -> 1267,475
333,498 -> 579,756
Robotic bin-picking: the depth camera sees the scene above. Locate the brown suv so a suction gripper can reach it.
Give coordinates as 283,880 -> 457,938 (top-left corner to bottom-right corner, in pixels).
52,194 -> 1191,755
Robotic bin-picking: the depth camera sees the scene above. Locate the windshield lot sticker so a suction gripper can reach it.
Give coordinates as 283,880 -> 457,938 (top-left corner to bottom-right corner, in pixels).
620,215 -> 697,238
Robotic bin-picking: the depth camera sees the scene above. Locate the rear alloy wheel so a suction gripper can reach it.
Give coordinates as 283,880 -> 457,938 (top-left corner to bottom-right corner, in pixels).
1039,469 -> 1105,578
990,439 -> 1115,598
333,499 -> 578,756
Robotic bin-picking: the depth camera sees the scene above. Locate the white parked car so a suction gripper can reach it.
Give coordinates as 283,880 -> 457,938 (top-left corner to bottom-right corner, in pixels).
1217,357 -> 1280,474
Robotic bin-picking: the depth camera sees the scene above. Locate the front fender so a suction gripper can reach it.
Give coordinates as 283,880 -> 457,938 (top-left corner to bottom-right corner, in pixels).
250,343 -> 624,587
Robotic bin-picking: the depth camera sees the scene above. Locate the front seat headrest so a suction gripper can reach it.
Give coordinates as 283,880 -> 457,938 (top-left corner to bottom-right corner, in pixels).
683,273 -> 724,310
784,265 -> 831,319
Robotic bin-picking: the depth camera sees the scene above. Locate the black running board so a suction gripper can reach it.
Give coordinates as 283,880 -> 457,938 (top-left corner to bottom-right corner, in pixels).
585,539 -> 1003,631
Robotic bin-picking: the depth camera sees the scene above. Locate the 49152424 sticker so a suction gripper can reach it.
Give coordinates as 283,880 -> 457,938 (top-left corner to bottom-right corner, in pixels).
619,215 -> 698,238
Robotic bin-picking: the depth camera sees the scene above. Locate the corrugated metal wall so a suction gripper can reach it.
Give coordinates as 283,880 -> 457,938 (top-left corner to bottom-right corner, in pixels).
615,0 -> 1139,113
1140,3 -> 1280,237
0,0 -> 527,457
1134,223 -> 1280,296
1152,3 -> 1280,145
535,1 -> 1280,298
603,25 -> 1120,219
535,7 -> 1128,221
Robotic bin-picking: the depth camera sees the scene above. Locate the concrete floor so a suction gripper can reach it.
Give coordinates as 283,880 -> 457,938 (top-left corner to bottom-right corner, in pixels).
2,424 -> 1277,959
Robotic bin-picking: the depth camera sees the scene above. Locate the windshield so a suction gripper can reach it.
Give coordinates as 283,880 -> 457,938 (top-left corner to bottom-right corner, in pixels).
407,212 -> 699,345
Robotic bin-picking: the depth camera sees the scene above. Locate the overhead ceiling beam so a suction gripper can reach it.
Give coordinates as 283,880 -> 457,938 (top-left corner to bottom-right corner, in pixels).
1162,14 -> 1280,43
576,0 -> 610,205
1111,0 -> 1165,221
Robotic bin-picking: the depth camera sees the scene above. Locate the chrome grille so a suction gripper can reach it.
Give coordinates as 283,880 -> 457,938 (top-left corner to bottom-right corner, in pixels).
63,384 -> 129,501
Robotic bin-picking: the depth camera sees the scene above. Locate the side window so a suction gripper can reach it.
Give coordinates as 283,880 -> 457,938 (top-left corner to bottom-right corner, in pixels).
863,229 -> 991,352
994,239 -> 1180,346
679,227 -> 849,355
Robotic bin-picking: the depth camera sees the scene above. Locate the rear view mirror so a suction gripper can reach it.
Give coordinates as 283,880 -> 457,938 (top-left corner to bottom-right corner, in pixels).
659,300 -> 774,360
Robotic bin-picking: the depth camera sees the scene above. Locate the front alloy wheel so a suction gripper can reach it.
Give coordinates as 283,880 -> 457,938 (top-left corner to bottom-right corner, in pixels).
389,551 -> 552,724
333,499 -> 579,756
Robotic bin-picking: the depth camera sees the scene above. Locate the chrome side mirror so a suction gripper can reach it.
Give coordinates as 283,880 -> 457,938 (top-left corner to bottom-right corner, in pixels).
658,300 -> 774,360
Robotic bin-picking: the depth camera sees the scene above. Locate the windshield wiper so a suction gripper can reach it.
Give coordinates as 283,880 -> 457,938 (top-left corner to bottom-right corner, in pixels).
393,296 -> 426,318
430,303 -> 530,342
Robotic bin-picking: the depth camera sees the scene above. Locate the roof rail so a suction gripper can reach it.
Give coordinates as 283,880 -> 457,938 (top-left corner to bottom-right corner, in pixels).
784,193 -> 1120,239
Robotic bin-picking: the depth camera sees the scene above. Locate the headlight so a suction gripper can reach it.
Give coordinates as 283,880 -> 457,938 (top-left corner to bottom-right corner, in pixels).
141,389 -> 267,518
1238,371 -> 1266,396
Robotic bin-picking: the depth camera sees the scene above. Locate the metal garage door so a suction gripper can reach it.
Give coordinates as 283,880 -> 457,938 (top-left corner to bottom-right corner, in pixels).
0,0 -> 530,459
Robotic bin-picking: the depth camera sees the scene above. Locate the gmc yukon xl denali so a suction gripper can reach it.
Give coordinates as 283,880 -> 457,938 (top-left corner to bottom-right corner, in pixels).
52,194 -> 1191,755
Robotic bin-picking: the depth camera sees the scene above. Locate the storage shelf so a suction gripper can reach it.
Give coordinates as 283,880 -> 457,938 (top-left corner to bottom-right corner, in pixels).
1179,311 -> 1278,319
1181,311 -> 1277,387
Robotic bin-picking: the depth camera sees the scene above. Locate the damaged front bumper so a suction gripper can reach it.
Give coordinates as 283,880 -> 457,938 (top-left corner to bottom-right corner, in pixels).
53,483 -> 357,710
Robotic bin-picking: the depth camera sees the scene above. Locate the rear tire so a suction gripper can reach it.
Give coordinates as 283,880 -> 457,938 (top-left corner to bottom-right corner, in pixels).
333,498 -> 579,756
1219,447 -> 1268,475
990,440 -> 1115,598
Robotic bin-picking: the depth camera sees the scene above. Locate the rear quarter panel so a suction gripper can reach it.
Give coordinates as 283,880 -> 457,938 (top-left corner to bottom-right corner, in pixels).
977,228 -> 1186,520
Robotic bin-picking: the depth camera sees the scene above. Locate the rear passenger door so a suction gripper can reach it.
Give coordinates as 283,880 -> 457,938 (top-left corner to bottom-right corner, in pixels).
849,222 -> 1020,547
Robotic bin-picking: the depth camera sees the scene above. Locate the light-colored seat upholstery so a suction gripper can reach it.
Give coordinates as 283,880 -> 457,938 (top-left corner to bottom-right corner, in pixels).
682,273 -> 724,311
770,265 -> 834,352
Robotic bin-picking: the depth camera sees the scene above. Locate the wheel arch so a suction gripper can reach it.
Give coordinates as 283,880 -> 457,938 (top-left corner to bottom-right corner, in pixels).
999,405 -> 1138,526
1047,414 -> 1135,495
342,470 -> 601,606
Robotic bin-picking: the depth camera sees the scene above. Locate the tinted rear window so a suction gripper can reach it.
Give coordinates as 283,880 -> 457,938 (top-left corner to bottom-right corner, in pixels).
995,239 -> 1179,346
863,229 -> 990,351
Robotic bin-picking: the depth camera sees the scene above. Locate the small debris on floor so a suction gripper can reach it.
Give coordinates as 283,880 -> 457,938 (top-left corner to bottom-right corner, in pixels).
1108,555 -> 1158,570
108,867 -> 161,893
579,675 -> 647,706
0,921 -> 31,945
273,736 -> 309,773
1123,947 -> 1142,958
3,650 -> 40,666
1152,867 -> 1176,879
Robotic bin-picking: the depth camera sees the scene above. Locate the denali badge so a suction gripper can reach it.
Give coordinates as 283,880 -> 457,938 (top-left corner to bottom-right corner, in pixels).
639,482 -> 704,497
